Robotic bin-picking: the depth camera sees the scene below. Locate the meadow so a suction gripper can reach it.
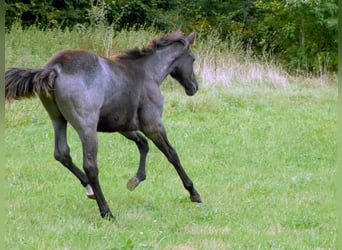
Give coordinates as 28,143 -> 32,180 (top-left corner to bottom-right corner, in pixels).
5,25 -> 337,249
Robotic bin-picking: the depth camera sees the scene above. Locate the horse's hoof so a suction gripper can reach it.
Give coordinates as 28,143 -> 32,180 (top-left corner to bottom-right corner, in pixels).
104,213 -> 116,222
101,211 -> 116,221
86,184 -> 96,200
190,194 -> 202,203
127,177 -> 140,191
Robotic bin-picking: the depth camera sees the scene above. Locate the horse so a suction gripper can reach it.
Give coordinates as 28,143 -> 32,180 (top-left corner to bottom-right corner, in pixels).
5,30 -> 202,220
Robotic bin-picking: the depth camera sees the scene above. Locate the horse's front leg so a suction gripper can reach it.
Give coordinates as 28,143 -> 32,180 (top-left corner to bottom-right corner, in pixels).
79,127 -> 114,220
143,123 -> 202,203
120,131 -> 149,191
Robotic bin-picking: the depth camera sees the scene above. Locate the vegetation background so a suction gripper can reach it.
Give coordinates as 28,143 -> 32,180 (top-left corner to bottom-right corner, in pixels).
5,0 -> 338,75
4,0 -> 337,249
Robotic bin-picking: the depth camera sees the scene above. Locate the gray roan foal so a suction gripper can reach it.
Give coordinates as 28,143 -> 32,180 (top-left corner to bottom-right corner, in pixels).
5,30 -> 202,220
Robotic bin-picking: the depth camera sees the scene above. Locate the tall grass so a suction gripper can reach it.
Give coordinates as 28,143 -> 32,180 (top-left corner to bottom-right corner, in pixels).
192,31 -> 288,88
7,23 -> 335,87
5,23 -> 161,68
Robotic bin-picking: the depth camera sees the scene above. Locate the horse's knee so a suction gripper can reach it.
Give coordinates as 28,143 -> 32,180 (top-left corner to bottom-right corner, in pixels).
54,147 -> 71,165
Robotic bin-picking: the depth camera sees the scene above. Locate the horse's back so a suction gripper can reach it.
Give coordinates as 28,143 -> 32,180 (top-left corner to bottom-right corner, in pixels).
45,50 -> 100,75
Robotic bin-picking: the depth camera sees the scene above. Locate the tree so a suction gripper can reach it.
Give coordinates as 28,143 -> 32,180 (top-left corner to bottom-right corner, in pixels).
253,0 -> 337,73
5,0 -> 91,28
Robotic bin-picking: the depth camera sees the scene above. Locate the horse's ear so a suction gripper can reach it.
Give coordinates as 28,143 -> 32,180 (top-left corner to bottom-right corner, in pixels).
188,31 -> 196,45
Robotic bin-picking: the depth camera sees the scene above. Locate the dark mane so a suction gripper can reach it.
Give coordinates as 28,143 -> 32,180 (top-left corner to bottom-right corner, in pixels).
116,30 -> 189,60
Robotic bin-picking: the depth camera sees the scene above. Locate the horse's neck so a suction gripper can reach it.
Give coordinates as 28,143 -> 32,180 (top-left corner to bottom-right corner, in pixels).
144,46 -> 182,84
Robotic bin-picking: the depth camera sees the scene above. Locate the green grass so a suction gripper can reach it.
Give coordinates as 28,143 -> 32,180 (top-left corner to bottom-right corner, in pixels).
5,25 -> 337,249
5,84 -> 337,249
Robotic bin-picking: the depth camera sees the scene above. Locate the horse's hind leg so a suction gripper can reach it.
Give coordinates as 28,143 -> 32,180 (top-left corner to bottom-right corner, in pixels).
39,97 -> 93,198
78,126 -> 114,219
45,97 -> 113,219
51,118 -> 94,196
120,131 -> 149,190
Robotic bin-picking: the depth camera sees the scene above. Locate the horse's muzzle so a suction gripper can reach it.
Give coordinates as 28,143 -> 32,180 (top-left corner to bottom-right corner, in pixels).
185,81 -> 199,96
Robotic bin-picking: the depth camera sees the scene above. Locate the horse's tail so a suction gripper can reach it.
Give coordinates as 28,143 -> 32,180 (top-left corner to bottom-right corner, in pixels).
5,68 -> 57,102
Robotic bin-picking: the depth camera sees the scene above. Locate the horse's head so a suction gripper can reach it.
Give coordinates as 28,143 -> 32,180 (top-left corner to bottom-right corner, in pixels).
169,31 -> 199,96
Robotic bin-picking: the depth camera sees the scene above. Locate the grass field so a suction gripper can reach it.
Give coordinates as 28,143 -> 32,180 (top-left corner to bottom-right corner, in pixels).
5,26 -> 337,249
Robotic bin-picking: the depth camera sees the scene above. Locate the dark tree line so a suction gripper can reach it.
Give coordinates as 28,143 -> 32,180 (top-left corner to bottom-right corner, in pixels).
5,0 -> 338,74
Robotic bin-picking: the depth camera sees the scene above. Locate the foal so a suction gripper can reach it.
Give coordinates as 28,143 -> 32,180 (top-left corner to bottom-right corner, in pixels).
5,30 -> 202,219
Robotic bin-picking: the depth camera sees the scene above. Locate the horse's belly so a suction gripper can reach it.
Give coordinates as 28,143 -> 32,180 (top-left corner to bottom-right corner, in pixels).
97,114 -> 139,132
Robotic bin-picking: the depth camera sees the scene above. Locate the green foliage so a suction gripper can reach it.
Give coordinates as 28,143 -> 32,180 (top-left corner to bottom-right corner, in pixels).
5,0 -> 92,28
4,0 -> 337,74
253,0 -> 338,73
173,0 -> 338,73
